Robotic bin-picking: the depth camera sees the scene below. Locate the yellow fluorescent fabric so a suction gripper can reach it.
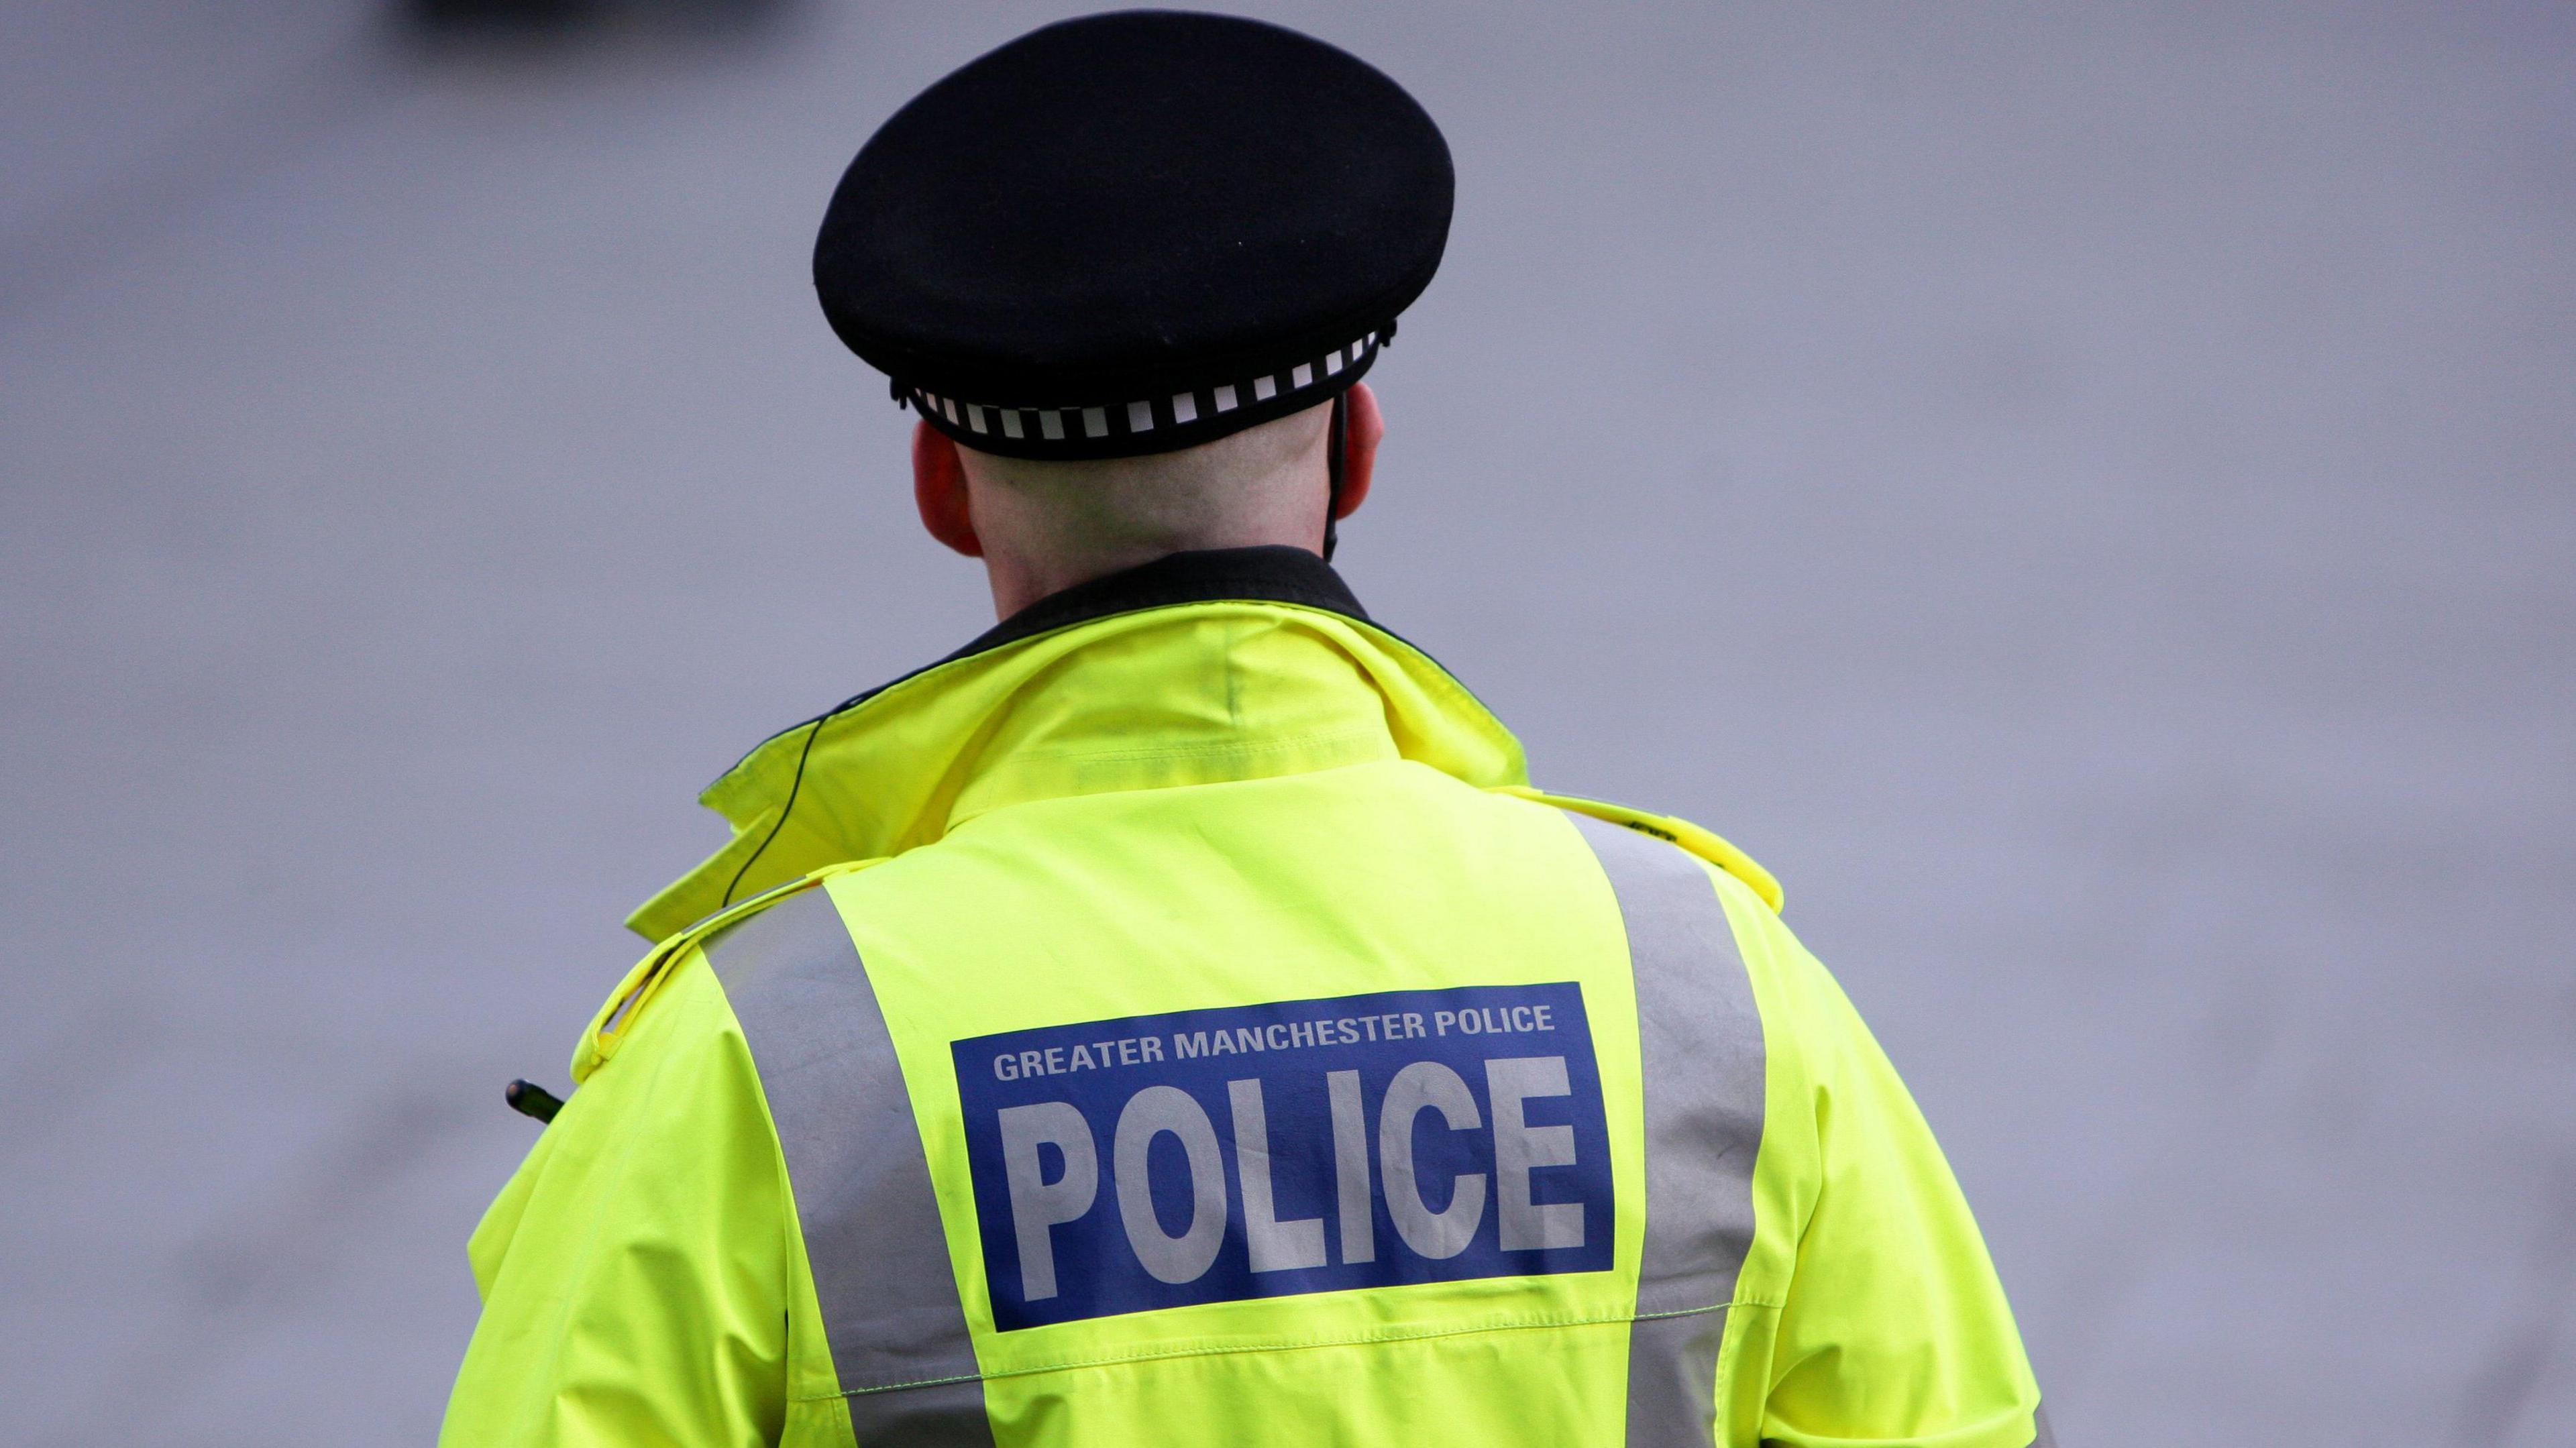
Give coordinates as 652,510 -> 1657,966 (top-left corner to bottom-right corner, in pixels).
444,597 -> 2040,1447
1713,868 -> 2043,1448
1494,784 -> 1784,912
624,605 -> 1525,942
443,948 -> 845,1447
823,761 -> 1650,1440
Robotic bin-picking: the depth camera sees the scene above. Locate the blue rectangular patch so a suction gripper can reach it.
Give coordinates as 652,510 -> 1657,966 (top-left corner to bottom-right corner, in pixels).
953,983 -> 1613,1331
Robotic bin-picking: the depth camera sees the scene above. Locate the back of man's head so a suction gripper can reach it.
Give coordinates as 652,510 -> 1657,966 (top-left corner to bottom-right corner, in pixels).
917,387 -> 1381,619
962,403 -> 1332,567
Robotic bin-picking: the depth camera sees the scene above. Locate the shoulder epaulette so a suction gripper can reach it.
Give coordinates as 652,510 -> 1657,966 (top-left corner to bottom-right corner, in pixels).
1496,785 -> 1783,913
571,857 -> 888,1084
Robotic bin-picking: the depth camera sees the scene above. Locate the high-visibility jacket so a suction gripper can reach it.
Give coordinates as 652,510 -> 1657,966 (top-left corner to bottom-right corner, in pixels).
442,547 -> 2048,1448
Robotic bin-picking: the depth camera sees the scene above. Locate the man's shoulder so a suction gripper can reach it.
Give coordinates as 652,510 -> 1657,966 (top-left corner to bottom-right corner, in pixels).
576,867 -> 885,1085
1493,785 -> 1784,913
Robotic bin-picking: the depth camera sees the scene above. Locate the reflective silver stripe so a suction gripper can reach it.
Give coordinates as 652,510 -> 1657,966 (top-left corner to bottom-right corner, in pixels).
704,887 -> 994,1447
1624,1309 -> 1729,1444
1567,814 -> 1766,1447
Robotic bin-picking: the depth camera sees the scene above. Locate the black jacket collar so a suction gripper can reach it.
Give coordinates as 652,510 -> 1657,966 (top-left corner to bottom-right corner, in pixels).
953,545 -> 1366,662
758,547 -> 1370,761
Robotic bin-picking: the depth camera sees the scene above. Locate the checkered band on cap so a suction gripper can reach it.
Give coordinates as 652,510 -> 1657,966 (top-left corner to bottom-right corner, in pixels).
908,331 -> 1383,461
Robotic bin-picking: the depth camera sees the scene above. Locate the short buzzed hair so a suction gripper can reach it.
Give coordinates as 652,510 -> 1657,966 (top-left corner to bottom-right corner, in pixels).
955,402 -> 1334,561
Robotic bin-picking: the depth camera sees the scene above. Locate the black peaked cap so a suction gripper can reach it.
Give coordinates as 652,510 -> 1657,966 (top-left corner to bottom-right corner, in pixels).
814,10 -> 1452,460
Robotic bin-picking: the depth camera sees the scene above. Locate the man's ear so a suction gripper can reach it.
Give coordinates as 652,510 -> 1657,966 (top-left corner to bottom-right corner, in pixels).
912,421 -> 983,557
1335,381 -> 1383,520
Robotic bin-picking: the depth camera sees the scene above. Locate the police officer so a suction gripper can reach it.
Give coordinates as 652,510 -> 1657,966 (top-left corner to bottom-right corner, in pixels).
441,12 -> 2049,1447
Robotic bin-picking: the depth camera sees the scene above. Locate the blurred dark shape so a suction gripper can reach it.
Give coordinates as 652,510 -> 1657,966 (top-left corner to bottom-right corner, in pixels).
504,1080 -> 564,1124
401,0 -> 800,54
412,0 -> 599,28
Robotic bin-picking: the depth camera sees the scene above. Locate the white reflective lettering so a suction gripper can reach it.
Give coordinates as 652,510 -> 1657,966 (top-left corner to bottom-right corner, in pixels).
1328,1068 -> 1375,1264
1229,1078 -> 1326,1272
1379,1061 -> 1487,1259
997,1101 -> 1097,1300
1487,1056 -> 1584,1251
1114,1085 -> 1227,1284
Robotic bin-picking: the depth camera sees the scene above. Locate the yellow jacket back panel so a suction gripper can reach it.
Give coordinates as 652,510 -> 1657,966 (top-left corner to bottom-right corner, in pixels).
443,554 -> 2044,1447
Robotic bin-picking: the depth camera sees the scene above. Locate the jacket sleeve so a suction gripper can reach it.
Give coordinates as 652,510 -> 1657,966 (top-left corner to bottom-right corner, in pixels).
1745,922 -> 2047,1448
439,950 -> 797,1448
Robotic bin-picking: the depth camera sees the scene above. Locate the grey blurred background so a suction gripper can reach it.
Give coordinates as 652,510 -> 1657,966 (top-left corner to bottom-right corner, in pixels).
3,2 -> 2569,1443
